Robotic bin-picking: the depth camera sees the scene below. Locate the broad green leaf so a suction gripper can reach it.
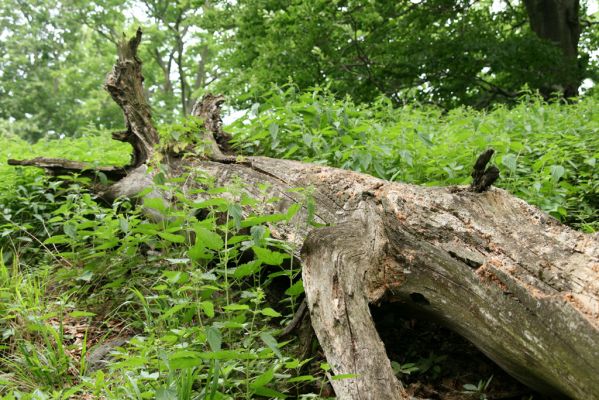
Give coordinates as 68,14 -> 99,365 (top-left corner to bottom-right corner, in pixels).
233,260 -> 262,278
550,165 -> 565,182
189,242 -> 213,261
206,326 -> 222,351
69,311 -> 96,318
331,373 -> 359,380
44,235 -> 71,244
260,332 -> 282,358
223,304 -> 250,311
200,301 -> 215,318
288,375 -> 315,383
195,227 -> 224,250
158,303 -> 190,321
253,247 -> 288,266
158,232 -> 186,243
168,351 -> 204,369
260,308 -> 281,317
252,387 -> 286,398
193,198 -> 228,209
501,153 -> 517,172
285,280 -> 304,296
162,271 -> 189,284
241,213 -> 287,227
250,368 -> 274,388
144,197 -> 166,212
64,222 -> 77,239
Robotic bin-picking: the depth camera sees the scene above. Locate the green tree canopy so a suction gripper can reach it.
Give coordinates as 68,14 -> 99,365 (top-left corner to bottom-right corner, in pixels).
210,0 -> 598,108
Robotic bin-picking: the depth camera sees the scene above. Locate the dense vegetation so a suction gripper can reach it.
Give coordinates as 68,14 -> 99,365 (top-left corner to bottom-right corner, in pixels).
2,0 -> 598,139
1,88 -> 597,398
1,0 -> 598,398
231,88 -> 599,232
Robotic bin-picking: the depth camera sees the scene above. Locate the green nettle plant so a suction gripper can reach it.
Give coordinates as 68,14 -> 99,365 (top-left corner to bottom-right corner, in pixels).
0,163 -> 322,399
229,86 -> 598,232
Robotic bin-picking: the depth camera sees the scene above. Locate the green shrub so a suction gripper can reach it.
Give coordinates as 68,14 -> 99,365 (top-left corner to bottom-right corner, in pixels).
229,86 -> 598,231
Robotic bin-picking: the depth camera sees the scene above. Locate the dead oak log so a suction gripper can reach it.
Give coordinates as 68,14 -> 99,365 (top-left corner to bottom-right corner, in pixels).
7,30 -> 599,400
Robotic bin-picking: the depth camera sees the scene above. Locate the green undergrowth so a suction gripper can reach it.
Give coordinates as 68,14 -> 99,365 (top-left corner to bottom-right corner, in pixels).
0,90 -> 597,398
0,130 -> 130,205
0,169 -> 327,399
229,86 -> 598,232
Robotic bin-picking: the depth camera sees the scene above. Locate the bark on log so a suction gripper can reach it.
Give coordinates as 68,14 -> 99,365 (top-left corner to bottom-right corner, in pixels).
8,30 -> 599,400
182,158 -> 599,400
105,28 -> 159,168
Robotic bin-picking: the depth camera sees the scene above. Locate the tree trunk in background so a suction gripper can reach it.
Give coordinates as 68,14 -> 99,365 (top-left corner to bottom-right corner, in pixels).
523,0 -> 581,97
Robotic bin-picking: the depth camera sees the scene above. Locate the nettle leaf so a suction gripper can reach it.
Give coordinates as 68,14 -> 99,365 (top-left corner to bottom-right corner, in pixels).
192,198 -> 229,209
250,225 -> 266,247
228,203 -> 243,228
253,247 -> 289,266
223,304 -> 250,311
260,307 -> 281,317
44,235 -> 71,244
162,271 -> 189,284
200,301 -> 215,318
206,326 -> 222,351
189,242 -> 213,261
550,165 -> 565,182
286,203 -> 301,220
194,227 -> 224,250
63,222 -> 78,239
233,260 -> 262,278
158,303 -> 190,321
158,232 -> 186,243
119,217 -> 129,233
241,213 -> 287,227
168,351 -> 204,369
144,197 -> 167,212
357,151 -> 372,170
285,280 -> 304,296
501,153 -> 517,172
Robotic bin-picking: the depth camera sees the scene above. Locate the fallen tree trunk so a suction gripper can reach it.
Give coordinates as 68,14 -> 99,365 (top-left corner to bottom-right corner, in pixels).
8,31 -> 599,400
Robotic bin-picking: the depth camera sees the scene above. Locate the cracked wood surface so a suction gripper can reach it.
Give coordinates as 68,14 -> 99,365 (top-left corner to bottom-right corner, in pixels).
122,156 -> 596,400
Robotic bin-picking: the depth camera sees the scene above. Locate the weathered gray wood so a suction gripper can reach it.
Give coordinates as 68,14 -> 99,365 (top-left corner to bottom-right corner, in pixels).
7,157 -> 126,180
167,158 -> 599,399
105,28 -> 159,168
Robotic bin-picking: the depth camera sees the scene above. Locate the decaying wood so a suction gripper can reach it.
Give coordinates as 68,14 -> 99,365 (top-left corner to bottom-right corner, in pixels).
191,93 -> 233,159
8,30 -> 599,400
470,148 -> 500,192
192,158 -> 599,400
105,28 -> 159,168
7,157 -> 126,180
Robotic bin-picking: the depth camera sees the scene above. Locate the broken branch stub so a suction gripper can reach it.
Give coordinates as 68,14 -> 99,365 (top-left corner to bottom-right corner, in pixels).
471,148 -> 500,192
104,28 -> 159,168
191,93 -> 233,159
